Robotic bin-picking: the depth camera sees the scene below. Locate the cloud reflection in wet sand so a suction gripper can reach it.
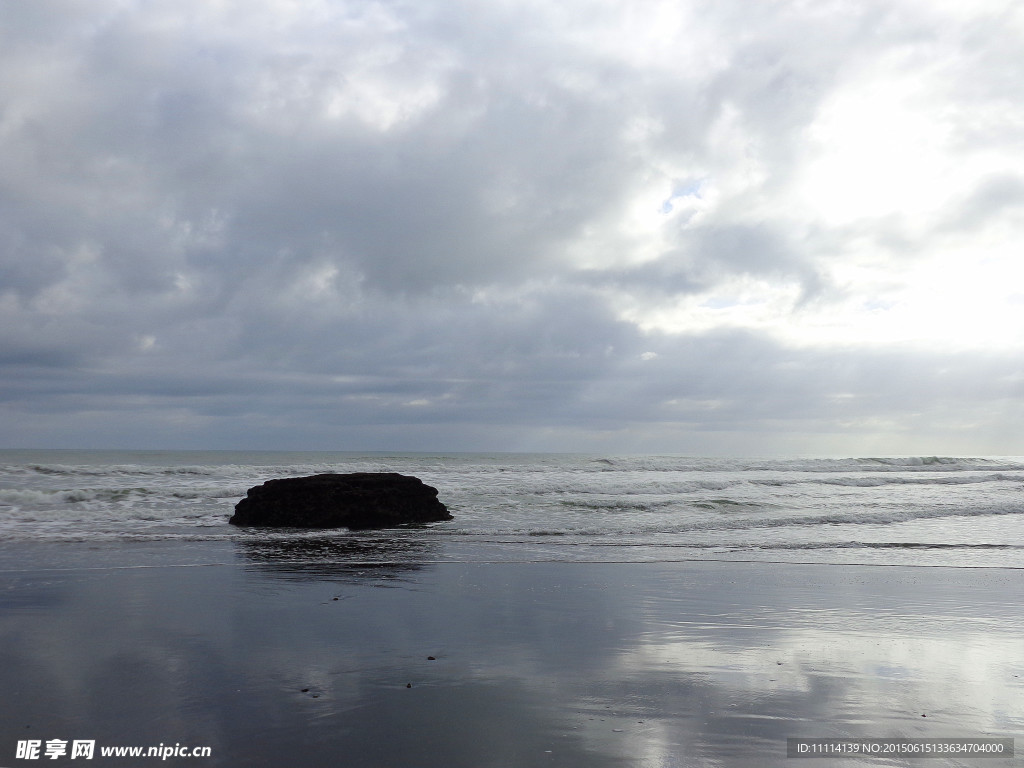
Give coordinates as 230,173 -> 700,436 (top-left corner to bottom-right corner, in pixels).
0,558 -> 1020,767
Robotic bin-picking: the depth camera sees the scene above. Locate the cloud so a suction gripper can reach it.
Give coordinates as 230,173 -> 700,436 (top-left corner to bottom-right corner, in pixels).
2,0 -> 1023,452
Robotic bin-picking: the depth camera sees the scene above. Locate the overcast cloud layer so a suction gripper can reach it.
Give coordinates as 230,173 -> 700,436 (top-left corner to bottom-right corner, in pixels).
3,0 -> 1024,454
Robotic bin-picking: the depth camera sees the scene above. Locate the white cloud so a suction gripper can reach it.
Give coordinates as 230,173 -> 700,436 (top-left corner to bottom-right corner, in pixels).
1,0 -> 1023,452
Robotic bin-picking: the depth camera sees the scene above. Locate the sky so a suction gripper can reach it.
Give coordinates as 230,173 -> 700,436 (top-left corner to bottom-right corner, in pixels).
2,0 -> 1024,455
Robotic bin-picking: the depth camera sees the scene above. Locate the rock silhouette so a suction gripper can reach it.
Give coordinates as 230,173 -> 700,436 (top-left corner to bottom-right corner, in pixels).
229,472 -> 452,529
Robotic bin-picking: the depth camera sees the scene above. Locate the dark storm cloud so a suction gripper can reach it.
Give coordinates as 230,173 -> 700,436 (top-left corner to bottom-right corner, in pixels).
2,0 -> 1023,452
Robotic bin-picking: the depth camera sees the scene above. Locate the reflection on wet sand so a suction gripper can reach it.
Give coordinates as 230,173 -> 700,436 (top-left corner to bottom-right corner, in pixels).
0,555 -> 1020,767
235,531 -> 438,581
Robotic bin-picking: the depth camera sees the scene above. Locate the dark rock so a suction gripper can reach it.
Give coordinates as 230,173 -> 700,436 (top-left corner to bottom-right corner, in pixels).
229,472 -> 452,529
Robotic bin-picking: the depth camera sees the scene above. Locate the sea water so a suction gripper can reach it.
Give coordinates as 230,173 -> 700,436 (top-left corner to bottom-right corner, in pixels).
1,450 -> 1022,569
2,451 -> 1023,766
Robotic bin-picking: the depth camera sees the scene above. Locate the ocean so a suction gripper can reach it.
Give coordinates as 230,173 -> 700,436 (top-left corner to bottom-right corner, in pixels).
2,449 -> 1022,571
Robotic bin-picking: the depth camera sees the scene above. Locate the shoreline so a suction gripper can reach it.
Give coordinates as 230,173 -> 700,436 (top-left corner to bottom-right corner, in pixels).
3,536 -> 1023,573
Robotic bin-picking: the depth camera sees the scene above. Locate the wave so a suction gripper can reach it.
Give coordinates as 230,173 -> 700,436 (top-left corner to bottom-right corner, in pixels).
857,455 -> 995,469
45,464 -> 217,476
678,504 -> 1024,531
559,498 -> 680,512
447,503 -> 1024,538
0,486 -> 246,508
557,497 -> 775,515
754,472 -> 1021,489
0,488 -> 152,505
587,456 -> 1024,473
500,471 -> 1021,500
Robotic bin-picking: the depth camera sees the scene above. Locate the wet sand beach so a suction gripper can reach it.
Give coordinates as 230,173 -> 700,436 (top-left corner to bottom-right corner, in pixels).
0,542 -> 1020,767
